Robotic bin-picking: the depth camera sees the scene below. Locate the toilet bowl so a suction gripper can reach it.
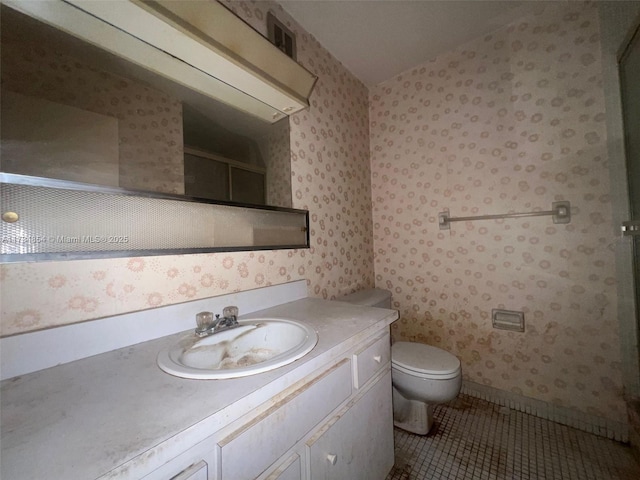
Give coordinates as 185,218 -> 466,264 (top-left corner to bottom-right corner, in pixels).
391,341 -> 461,434
338,288 -> 462,435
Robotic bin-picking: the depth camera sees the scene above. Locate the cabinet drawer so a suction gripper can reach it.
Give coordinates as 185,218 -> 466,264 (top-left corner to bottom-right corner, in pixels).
219,359 -> 352,480
352,333 -> 390,389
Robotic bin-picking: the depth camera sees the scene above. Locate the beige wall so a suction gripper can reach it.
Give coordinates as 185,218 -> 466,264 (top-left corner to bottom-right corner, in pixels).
371,2 -> 625,424
0,1 -> 374,336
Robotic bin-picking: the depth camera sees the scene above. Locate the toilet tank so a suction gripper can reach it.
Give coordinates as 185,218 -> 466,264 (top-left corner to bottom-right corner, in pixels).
338,288 -> 392,309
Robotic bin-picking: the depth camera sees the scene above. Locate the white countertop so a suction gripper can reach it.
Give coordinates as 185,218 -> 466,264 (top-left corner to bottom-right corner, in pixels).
1,298 -> 397,480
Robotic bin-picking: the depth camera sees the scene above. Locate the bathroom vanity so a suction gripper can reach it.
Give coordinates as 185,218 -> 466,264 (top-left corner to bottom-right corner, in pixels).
0,297 -> 398,479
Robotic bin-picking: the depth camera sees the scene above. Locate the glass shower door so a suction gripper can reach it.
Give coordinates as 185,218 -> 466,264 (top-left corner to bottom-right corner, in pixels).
620,23 -> 640,383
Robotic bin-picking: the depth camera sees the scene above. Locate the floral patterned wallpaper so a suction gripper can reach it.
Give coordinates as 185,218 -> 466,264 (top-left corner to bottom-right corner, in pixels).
259,118 -> 292,208
370,1 -> 624,423
0,1 -> 374,336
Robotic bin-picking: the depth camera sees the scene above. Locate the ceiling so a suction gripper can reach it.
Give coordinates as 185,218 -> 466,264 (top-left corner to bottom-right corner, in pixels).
278,0 -> 549,86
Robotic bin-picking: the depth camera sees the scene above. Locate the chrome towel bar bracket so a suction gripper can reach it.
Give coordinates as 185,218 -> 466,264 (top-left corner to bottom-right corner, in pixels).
438,201 -> 571,230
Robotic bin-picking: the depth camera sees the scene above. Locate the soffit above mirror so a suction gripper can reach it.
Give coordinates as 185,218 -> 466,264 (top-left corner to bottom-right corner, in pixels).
2,0 -> 317,123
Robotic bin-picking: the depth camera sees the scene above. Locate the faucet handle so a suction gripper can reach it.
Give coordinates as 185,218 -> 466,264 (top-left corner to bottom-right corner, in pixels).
195,311 -> 214,331
222,305 -> 239,319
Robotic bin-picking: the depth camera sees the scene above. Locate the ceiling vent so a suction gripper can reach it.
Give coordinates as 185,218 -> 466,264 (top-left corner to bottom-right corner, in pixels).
268,12 -> 296,60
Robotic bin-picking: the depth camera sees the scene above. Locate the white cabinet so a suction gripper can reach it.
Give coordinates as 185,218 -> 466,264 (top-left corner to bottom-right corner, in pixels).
306,371 -> 394,480
214,332 -> 393,480
218,360 -> 352,480
142,330 -> 392,480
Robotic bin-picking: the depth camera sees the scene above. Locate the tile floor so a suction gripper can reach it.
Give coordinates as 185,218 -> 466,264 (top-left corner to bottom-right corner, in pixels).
385,394 -> 640,480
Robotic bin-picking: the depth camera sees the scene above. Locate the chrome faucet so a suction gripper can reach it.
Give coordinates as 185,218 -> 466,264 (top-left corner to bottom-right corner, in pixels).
195,306 -> 240,337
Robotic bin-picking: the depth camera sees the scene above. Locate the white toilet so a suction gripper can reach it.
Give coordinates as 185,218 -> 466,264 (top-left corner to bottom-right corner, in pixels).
338,288 -> 462,435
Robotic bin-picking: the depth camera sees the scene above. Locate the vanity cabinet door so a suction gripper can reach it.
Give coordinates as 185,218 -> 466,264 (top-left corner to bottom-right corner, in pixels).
219,359 -> 352,480
306,370 -> 394,480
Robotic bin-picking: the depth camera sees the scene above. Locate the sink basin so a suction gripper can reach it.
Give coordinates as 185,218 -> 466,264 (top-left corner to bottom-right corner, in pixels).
157,319 -> 318,379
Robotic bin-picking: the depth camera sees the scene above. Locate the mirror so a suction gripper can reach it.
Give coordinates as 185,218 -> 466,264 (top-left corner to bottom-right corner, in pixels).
0,4 -> 293,209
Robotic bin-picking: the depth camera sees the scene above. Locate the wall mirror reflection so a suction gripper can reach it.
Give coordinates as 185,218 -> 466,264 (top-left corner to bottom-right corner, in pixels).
0,4 -> 293,209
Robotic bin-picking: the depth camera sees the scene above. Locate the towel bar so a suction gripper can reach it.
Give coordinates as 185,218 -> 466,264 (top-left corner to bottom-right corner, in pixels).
438,201 -> 571,230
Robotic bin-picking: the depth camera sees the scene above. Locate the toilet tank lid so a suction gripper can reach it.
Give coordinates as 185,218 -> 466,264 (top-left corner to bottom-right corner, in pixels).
392,342 -> 461,375
338,288 -> 391,307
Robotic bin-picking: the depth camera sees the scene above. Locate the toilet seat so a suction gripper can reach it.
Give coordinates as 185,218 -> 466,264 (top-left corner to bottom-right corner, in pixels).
392,342 -> 461,380
392,362 -> 461,380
